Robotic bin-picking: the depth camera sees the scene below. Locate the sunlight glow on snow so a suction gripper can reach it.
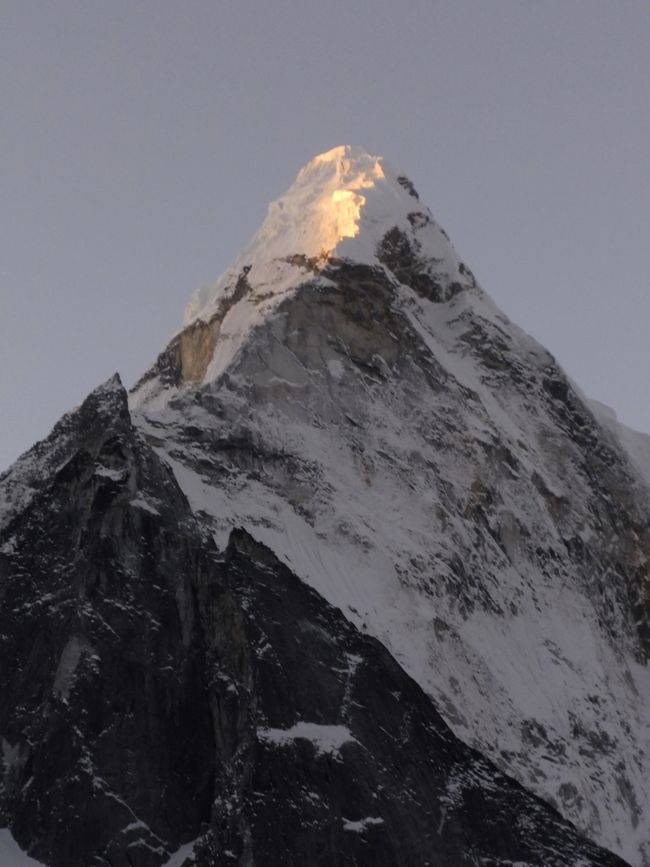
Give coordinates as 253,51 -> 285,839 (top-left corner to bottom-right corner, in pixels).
328,189 -> 364,246
310,147 -> 386,251
182,144 -> 456,328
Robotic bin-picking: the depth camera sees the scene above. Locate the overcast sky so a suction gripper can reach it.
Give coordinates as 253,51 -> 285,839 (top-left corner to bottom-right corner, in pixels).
2,0 -> 649,471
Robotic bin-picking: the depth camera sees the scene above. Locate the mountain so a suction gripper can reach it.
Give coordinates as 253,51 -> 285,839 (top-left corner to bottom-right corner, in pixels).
1,145 -> 648,866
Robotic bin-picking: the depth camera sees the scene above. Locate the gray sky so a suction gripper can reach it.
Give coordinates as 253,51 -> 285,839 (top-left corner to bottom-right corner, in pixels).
2,0 -> 649,471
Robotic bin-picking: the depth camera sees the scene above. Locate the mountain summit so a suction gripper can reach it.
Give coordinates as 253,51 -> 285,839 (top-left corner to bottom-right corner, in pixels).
133,145 -> 469,404
1,149 -> 649,867
183,144 -> 464,325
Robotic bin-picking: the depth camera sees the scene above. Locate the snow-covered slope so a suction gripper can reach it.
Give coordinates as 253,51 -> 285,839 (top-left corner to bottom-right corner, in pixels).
0,831 -> 46,867
0,379 -> 629,867
128,146 -> 650,865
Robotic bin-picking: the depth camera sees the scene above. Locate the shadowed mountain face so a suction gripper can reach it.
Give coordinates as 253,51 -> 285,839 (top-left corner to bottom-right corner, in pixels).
1,147 -> 649,865
0,379 -> 629,866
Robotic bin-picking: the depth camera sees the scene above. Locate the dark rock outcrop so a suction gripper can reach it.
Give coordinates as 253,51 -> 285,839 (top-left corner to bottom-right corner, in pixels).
0,377 -> 220,865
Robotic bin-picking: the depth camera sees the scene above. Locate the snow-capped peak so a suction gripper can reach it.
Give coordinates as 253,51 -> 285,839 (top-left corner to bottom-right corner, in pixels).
130,146 -> 472,406
183,145 -> 461,326
244,144 -> 393,263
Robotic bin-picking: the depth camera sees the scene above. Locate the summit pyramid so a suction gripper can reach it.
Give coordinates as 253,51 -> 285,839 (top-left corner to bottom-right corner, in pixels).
1,147 -> 648,867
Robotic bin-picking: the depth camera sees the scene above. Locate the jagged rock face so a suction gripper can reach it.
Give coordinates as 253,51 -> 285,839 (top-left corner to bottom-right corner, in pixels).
0,381 -> 630,865
0,379 -> 222,865
129,164 -> 650,863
